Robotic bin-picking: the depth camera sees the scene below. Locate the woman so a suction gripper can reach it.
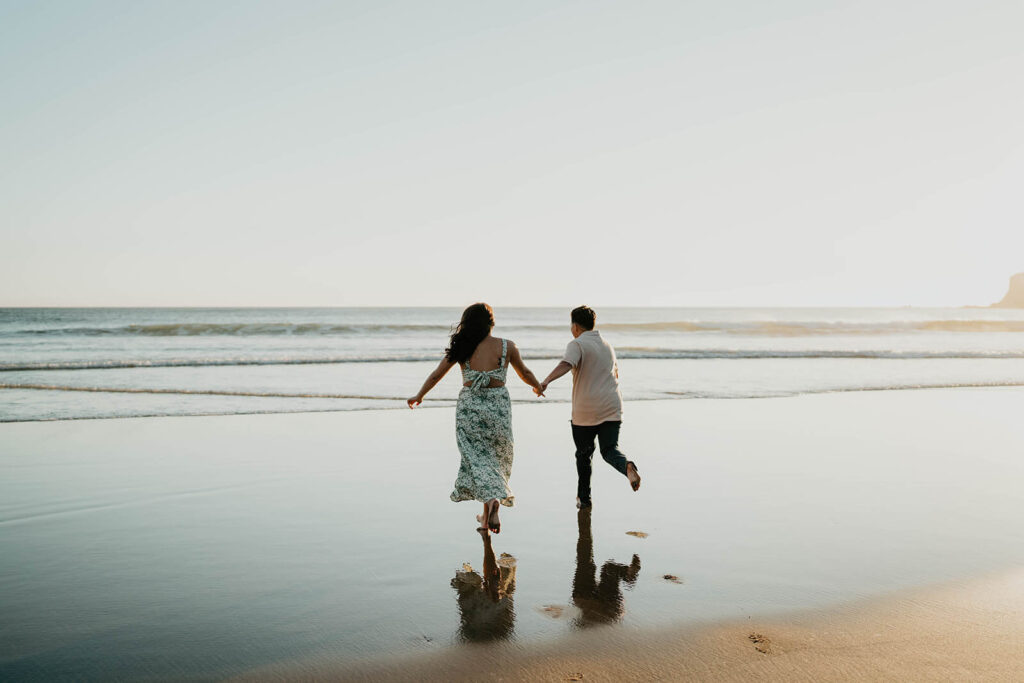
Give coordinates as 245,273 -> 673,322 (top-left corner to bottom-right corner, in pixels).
408,303 -> 544,534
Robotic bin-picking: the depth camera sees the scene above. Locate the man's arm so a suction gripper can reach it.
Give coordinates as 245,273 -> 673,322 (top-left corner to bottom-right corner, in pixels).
540,361 -> 572,393
543,339 -> 581,392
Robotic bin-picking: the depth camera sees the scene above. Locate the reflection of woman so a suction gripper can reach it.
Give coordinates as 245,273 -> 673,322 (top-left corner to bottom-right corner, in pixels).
451,530 -> 517,642
408,303 -> 544,534
572,508 -> 641,627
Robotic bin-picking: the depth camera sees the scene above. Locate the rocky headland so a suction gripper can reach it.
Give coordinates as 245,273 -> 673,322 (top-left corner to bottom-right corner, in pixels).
991,273 -> 1024,308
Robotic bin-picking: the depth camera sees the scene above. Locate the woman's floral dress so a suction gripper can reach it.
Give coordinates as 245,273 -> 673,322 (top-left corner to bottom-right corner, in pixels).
450,339 -> 515,507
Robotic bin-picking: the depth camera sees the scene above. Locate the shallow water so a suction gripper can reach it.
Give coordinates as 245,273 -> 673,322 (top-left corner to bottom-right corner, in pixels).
2,390 -> 1024,679
4,307 -> 1024,421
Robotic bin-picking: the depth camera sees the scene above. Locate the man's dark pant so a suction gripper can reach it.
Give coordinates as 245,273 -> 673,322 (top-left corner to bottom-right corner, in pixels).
572,420 -> 629,502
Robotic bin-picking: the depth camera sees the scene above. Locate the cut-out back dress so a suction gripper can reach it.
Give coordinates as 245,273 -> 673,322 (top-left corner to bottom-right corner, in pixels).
450,338 -> 515,507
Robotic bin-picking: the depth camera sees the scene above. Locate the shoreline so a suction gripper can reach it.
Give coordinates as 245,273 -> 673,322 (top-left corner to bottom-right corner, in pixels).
6,381 -> 1024,424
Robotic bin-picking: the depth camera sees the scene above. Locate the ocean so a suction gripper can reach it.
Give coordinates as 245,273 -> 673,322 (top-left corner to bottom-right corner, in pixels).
5,309 -> 1024,679
3,306 -> 1024,422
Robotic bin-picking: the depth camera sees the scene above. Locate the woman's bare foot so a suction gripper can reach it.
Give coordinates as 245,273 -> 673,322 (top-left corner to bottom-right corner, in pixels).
626,461 -> 641,492
477,502 -> 490,534
487,499 -> 501,534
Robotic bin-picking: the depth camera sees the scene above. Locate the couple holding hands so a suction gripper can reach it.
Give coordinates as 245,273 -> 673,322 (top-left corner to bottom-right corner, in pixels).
408,304 -> 641,535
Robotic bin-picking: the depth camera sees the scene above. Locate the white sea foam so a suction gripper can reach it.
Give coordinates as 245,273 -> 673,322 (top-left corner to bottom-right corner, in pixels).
5,348 -> 1024,373
2,307 -> 1024,421
11,318 -> 1024,337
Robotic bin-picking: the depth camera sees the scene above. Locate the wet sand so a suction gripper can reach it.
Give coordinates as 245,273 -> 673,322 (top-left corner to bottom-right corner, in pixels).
3,388 -> 1024,679
268,567 -> 1024,681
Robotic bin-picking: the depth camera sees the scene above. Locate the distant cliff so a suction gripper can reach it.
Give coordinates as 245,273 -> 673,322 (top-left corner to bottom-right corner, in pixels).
992,273 -> 1024,308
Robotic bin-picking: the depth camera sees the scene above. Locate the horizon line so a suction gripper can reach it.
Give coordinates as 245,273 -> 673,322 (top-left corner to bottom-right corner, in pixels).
0,303 -> 996,310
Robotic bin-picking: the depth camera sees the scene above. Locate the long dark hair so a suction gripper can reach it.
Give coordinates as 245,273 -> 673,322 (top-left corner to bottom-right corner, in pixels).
445,303 -> 494,363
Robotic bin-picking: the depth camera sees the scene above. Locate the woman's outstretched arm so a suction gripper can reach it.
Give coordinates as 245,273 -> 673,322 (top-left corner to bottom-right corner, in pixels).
408,356 -> 457,408
507,341 -> 545,396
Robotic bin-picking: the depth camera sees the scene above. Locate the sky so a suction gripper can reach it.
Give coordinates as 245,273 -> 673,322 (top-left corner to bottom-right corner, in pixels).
2,0 -> 1023,307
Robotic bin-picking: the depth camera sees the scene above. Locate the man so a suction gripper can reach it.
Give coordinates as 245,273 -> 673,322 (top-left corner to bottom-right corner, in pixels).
541,306 -> 641,509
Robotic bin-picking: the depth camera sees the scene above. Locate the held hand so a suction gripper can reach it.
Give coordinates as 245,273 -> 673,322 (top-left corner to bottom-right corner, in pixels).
407,396 -> 422,409
533,383 -> 546,397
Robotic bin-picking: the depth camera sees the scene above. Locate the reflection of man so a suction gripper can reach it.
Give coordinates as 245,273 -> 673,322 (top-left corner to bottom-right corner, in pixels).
541,306 -> 641,509
571,508 -> 640,627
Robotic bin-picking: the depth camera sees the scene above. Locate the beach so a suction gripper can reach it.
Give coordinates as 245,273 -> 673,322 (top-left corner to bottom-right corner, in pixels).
3,388 -> 1024,680
7,0 -> 1024,677
286,568 -> 1024,681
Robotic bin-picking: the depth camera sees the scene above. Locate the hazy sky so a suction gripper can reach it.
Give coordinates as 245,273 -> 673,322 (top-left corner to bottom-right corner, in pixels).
2,1 -> 1022,307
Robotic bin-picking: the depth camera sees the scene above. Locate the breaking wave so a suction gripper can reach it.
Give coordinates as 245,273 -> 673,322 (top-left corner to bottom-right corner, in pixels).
0,383 -> 414,401
0,355 -> 447,371
14,322 -> 455,336
602,320 -> 1024,335
613,348 -> 1024,360
5,348 -> 1024,372
11,319 -> 1024,337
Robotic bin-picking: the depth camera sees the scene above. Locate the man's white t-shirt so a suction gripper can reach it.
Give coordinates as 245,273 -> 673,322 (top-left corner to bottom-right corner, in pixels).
562,330 -> 623,426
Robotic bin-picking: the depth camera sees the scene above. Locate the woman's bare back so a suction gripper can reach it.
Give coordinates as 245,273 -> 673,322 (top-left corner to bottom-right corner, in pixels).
463,336 -> 506,387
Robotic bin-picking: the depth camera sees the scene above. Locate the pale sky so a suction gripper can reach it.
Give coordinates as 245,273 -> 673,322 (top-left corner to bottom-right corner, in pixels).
2,0 -> 1022,307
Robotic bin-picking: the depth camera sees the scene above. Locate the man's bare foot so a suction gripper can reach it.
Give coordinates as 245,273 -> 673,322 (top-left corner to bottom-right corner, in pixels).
626,461 -> 641,492
487,499 -> 501,534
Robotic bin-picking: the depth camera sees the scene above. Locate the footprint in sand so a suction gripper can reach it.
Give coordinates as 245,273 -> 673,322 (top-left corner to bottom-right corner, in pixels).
748,632 -> 773,654
625,531 -> 648,538
538,605 -> 566,619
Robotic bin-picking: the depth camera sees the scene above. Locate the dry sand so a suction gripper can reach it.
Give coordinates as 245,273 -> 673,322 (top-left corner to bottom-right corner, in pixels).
253,568 -> 1024,681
